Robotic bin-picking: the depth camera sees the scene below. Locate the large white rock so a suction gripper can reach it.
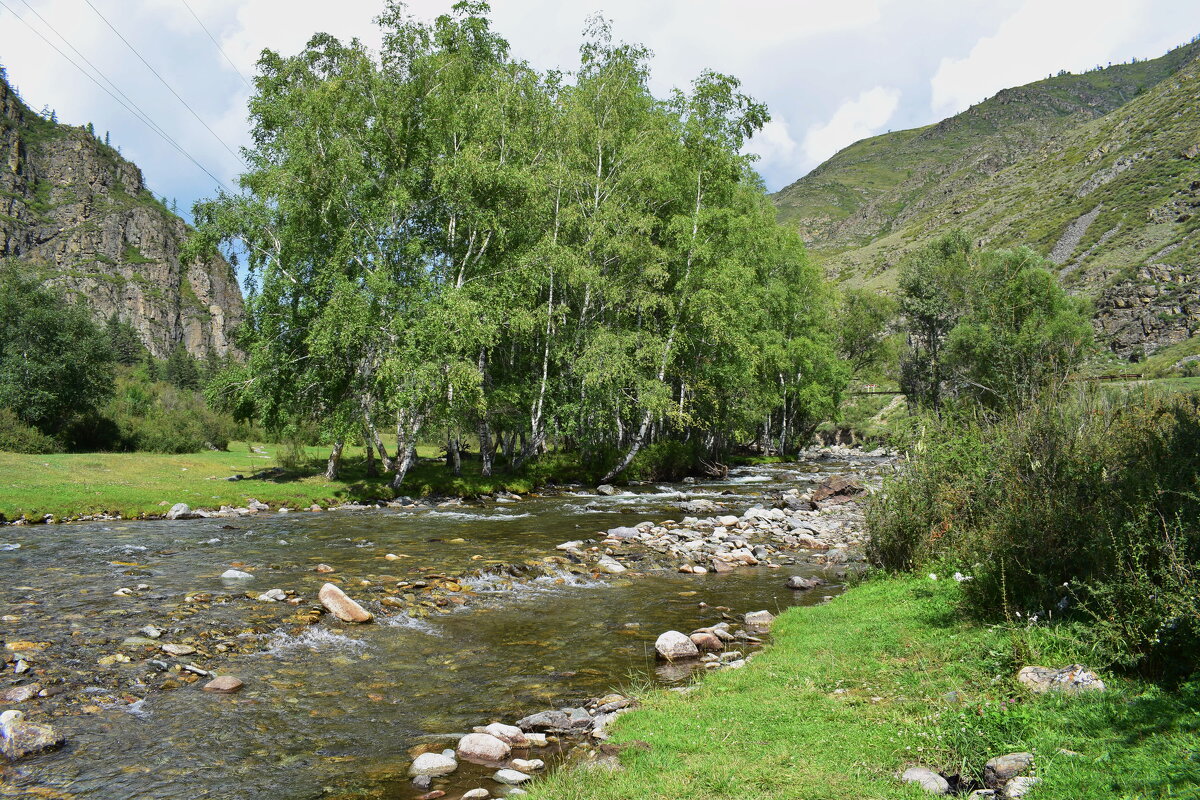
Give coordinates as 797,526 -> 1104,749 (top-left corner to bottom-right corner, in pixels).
456,732 -> 511,762
408,751 -> 457,777
220,569 -> 254,580
901,766 -> 949,795
744,610 -> 775,628
318,582 -> 373,623
655,630 -> 699,661
595,556 -> 627,574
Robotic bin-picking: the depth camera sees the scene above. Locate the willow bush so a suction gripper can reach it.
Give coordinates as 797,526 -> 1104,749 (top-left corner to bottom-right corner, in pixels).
867,389 -> 1200,677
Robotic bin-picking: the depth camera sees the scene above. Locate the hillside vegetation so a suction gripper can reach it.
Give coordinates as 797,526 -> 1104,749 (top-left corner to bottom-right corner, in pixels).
773,39 -> 1200,360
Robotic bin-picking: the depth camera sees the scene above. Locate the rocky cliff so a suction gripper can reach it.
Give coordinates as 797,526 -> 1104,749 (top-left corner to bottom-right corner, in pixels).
0,74 -> 242,359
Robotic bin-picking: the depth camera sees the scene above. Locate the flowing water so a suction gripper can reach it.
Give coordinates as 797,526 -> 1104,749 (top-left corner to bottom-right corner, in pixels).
0,458 -> 878,799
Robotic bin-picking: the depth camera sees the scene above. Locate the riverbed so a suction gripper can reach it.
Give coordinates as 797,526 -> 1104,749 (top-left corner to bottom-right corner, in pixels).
0,451 -> 891,799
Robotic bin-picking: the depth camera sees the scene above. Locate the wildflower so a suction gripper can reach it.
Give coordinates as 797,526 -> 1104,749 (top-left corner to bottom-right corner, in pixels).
929,573 -> 938,581
953,572 -> 973,582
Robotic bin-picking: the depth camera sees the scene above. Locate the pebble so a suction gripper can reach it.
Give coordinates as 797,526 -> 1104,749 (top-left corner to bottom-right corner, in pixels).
140,625 -> 163,639
161,643 -> 196,657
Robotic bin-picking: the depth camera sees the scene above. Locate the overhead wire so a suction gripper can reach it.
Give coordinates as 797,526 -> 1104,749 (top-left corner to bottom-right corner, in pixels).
17,0 -> 188,163
80,0 -> 247,167
176,0 -> 255,93
0,0 -> 235,193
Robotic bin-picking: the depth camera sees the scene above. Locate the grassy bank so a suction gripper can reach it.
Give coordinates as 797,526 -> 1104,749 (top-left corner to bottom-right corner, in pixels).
0,441 -> 549,521
530,577 -> 1200,799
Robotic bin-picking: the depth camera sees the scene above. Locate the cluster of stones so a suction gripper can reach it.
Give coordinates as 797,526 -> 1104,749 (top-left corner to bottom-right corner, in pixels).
902,665 -> 1106,797
407,695 -> 637,798
653,609 -> 778,672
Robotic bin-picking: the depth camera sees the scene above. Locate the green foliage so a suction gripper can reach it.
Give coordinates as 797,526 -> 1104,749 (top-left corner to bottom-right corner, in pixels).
103,370 -> 240,453
898,233 -> 1091,413
835,287 -> 898,378
193,2 -> 844,488
163,342 -> 201,390
0,408 -> 62,454
104,313 -> 145,366
867,388 -> 1200,677
0,263 -> 115,436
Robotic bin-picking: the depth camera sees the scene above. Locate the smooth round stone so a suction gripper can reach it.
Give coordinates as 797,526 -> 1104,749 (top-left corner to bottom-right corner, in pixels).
203,675 -> 244,693
493,769 -> 531,785
409,752 -> 457,777
457,733 -> 511,762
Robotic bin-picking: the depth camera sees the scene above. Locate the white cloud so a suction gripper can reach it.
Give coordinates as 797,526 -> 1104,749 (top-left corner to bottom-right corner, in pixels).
803,86 -> 900,164
929,0 -> 1146,118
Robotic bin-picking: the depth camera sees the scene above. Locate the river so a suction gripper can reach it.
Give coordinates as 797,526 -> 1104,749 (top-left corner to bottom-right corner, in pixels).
0,453 -> 888,799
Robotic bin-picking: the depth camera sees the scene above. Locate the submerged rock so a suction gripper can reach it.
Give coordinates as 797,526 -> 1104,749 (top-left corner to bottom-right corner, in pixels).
318,582 -> 373,623
655,630 -> 699,661
0,710 -> 64,760
1017,664 -> 1104,694
203,675 -> 244,694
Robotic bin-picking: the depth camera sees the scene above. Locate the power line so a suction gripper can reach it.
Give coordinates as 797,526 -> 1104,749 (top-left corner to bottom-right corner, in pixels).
16,0 -> 184,163
80,0 -> 247,167
177,0 -> 255,92
0,0 -> 234,193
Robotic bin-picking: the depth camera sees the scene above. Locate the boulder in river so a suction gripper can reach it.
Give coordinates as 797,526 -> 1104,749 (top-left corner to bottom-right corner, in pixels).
483,722 -> 528,747
901,766 -> 949,795
318,582 -> 374,623
220,569 -> 254,580
408,751 -> 457,777
595,556 -> 627,574
456,732 -> 511,763
744,610 -> 775,628
689,632 -> 724,651
786,576 -> 823,590
811,475 -> 865,504
166,503 -> 199,520
493,768 -> 531,785
596,484 -> 617,496
461,790 -> 490,800
203,676 -> 244,694
605,526 -> 641,539
655,630 -> 700,661
0,710 -> 64,760
1017,664 -> 1104,694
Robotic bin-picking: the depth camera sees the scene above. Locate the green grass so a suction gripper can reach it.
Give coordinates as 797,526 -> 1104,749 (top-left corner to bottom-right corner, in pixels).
529,577 -> 1200,799
0,441 -> 550,521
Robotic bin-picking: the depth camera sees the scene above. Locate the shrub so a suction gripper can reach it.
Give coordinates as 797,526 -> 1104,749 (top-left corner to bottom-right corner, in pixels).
867,388 -> 1200,678
0,408 -> 62,453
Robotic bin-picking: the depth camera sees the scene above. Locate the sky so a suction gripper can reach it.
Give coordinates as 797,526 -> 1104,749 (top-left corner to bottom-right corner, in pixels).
1,0 -> 1198,221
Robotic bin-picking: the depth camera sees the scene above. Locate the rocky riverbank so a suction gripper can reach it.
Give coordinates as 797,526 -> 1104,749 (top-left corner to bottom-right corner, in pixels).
1,446 -> 896,798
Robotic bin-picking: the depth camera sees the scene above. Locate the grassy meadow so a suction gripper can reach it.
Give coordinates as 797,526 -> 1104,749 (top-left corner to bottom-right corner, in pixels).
530,577 -> 1200,800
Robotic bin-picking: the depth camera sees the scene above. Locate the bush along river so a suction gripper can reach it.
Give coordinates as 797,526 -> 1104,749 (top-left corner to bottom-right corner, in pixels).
0,445 -> 897,800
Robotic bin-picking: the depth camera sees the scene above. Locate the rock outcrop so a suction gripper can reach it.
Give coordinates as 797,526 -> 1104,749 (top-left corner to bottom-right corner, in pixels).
0,73 -> 242,359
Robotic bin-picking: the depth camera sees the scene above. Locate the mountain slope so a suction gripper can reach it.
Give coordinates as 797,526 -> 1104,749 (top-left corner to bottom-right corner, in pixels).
772,40 -> 1200,358
0,72 -> 242,359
